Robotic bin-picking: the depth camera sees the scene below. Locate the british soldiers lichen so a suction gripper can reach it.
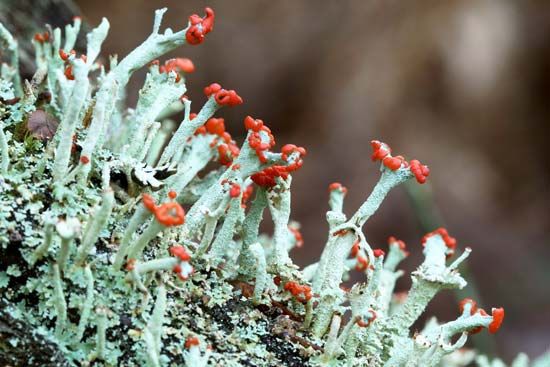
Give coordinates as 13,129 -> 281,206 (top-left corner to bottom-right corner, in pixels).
0,7 -> 548,367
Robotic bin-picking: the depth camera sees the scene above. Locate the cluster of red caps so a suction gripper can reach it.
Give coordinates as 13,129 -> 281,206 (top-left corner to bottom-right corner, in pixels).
245,116 -> 276,164
370,140 -> 429,184
58,49 -> 87,80
152,58 -> 195,82
185,7 -> 215,45
33,31 -> 50,43
204,83 -> 243,107
196,117 -> 240,166
388,236 -> 409,257
247,116 -> 307,188
356,310 -> 377,328
33,15 -> 80,43
184,336 -> 200,349
351,240 -> 367,271
169,245 -> 193,281
328,182 -> 348,196
353,243 -> 386,272
421,227 -> 457,256
142,191 -> 186,226
229,182 -> 241,198
283,281 -> 312,304
250,167 -> 289,188
250,145 -> 306,187
219,178 -> 243,199
169,245 -> 191,262
459,298 -> 504,334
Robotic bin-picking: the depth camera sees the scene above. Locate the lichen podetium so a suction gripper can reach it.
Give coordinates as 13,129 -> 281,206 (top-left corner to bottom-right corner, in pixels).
0,7 -> 548,367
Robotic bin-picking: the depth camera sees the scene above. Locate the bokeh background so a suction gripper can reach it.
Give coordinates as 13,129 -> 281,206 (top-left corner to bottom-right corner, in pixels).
2,0 -> 549,362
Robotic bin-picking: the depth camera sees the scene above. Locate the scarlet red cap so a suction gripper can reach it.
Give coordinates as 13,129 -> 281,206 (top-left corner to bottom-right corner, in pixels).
489,307 -> 504,334
229,183 -> 241,198
185,8 -> 215,45
459,298 -> 478,315
328,182 -> 348,194
185,336 -> 200,348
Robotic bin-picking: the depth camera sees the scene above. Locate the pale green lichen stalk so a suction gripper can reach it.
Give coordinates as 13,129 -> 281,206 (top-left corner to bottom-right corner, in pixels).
0,7 -> 548,367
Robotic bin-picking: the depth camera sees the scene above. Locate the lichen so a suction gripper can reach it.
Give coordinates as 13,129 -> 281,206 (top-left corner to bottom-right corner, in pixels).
1,7 -> 549,367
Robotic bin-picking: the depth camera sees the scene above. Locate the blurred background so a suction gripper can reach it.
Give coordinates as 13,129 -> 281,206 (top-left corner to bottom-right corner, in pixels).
2,0 -> 549,362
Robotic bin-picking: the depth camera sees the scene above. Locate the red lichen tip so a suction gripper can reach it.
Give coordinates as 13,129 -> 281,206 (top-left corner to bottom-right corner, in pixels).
288,226 -> 304,248
159,58 -> 195,75
371,140 -> 427,177
244,116 -> 264,132
241,184 -> 254,208
422,227 -> 457,253
59,49 -> 69,61
458,299 -> 502,335
142,193 -> 186,226
217,143 -> 240,166
229,183 -> 241,198
281,144 -> 307,161
251,166 -> 288,188
489,307 -> 504,334
185,336 -> 200,349
172,263 -> 194,281
351,240 -> 360,257
64,66 -> 75,80
142,194 -> 157,212
186,7 -> 215,45
204,83 -> 221,96
409,159 -> 430,184
370,140 -> 391,161
156,202 -> 185,226
388,236 -> 408,254
328,182 -> 348,195
356,310 -> 377,328
373,249 -> 385,258
34,32 -> 50,43
215,89 -> 243,106
382,155 -> 405,171
355,255 -> 368,272
247,118 -> 276,163
169,245 -> 191,262
205,118 -> 225,136
283,281 -> 312,303
459,298 -> 478,315
125,258 -> 136,271
281,145 -> 306,173
79,155 -> 90,164
204,83 -> 243,106
168,190 -> 177,199
371,140 -> 404,170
